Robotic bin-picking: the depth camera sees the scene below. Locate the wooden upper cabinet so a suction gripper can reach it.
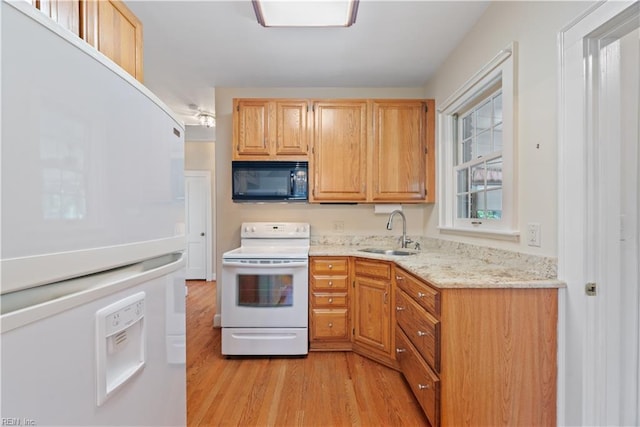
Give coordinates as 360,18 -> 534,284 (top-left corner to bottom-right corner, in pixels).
234,99 -> 271,158
231,97 -> 435,203
275,100 -> 309,157
233,99 -> 309,160
372,100 -> 428,202
311,100 -> 368,202
35,0 -> 81,36
83,0 -> 144,82
31,0 -> 143,82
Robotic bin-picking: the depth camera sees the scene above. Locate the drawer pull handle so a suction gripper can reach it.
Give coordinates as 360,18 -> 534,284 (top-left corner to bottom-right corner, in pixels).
396,306 -> 406,312
417,292 -> 426,298
328,264 -> 333,269
328,281 -> 333,286
328,298 -> 333,303
396,275 -> 404,281
328,322 -> 333,328
417,330 -> 428,337
418,383 -> 430,390
396,348 -> 406,354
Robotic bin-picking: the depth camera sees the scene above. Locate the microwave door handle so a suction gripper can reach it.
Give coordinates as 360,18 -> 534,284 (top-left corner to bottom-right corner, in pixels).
290,171 -> 295,196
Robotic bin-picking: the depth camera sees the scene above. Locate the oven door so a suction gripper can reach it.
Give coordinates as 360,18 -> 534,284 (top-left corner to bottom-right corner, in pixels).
221,258 -> 308,328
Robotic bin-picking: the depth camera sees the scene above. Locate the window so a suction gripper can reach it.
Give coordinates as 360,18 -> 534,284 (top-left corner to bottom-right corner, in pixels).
456,89 -> 503,220
438,43 -> 518,239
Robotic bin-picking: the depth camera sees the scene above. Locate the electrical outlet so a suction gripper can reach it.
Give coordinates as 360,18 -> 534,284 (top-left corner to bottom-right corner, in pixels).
527,223 -> 541,247
333,221 -> 344,233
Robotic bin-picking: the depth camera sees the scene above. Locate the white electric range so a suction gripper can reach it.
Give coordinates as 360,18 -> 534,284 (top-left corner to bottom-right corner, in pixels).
221,222 -> 310,356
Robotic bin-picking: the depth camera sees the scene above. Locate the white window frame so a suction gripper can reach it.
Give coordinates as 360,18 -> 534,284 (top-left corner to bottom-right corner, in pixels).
438,42 -> 519,240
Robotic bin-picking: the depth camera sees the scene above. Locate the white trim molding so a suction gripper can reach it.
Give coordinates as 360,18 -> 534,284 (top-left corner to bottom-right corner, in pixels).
557,2 -> 639,426
438,41 -> 519,238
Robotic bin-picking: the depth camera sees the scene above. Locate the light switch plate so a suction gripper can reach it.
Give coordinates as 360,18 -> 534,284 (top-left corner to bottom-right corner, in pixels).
527,223 -> 541,247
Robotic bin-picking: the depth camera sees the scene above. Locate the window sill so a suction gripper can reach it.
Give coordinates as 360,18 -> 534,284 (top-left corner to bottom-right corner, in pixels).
438,226 -> 520,242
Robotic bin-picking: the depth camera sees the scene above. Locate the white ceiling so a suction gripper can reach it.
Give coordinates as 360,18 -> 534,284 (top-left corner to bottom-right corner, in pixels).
125,0 -> 490,125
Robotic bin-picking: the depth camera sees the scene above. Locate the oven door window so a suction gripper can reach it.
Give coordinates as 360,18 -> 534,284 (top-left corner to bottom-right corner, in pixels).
237,274 -> 293,307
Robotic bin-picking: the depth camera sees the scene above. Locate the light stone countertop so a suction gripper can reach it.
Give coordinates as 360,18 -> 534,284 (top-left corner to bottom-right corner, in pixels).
309,236 -> 565,289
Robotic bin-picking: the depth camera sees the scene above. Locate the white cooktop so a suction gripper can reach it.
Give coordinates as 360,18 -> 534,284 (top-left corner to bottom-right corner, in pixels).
223,222 -> 310,260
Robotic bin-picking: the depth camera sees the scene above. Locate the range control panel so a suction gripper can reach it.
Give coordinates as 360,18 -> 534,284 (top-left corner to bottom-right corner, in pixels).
241,222 -> 310,239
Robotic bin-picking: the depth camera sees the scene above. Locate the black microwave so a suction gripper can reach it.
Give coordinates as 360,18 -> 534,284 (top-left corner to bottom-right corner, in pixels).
232,161 -> 308,202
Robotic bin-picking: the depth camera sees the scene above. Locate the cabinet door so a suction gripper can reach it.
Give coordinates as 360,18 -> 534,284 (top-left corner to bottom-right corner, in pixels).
233,99 -> 271,158
371,100 -> 427,201
274,100 -> 308,157
36,0 -> 80,36
311,101 -> 368,202
84,0 -> 143,82
353,274 -> 391,355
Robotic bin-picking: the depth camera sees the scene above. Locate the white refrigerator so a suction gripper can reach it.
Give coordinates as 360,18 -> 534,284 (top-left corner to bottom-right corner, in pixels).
0,1 -> 186,425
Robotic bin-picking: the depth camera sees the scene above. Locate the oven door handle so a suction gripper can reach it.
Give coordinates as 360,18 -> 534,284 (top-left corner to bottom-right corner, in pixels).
222,260 -> 308,268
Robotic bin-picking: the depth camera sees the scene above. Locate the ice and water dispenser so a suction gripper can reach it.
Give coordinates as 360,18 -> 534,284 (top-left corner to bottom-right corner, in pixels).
95,292 -> 146,406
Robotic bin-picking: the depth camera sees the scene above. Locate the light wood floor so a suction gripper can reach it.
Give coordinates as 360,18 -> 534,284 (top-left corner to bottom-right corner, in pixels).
186,280 -> 429,427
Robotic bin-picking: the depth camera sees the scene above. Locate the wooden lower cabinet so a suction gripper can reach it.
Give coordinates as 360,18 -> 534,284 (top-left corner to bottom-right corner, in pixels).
309,257 -> 351,350
396,286 -> 440,373
352,258 -> 395,367
309,257 -> 558,426
395,266 -> 558,427
396,326 -> 440,426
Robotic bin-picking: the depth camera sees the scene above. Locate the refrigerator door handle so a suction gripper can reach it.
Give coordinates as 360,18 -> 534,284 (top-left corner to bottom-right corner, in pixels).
1,252 -> 185,333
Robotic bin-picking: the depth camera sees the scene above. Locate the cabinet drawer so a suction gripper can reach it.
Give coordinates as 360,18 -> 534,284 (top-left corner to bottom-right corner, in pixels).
354,259 -> 392,280
395,268 -> 440,317
312,293 -> 348,307
396,288 -> 440,372
311,309 -> 349,340
311,276 -> 349,291
396,326 -> 440,427
311,258 -> 348,275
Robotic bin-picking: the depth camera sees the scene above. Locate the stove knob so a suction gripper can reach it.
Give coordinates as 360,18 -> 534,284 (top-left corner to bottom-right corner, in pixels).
244,226 -> 249,233
251,226 -> 256,232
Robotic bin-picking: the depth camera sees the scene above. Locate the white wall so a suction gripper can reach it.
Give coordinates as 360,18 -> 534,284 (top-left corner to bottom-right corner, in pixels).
423,0 -> 596,257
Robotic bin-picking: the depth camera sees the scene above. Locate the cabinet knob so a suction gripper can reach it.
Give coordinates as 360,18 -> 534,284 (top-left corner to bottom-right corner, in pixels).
328,264 -> 333,269
396,275 -> 403,281
328,281 -> 333,287
396,348 -> 406,354
396,306 -> 406,312
417,292 -> 426,298
328,322 -> 333,328
418,383 -> 430,390
417,330 -> 428,337
328,298 -> 333,303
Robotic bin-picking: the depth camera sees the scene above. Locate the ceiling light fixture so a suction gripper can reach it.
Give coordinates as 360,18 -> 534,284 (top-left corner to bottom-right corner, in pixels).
252,0 -> 359,28
198,113 -> 216,128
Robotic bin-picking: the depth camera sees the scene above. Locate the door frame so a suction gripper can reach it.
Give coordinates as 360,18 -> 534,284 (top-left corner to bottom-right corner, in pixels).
185,170 -> 214,281
558,1 -> 639,425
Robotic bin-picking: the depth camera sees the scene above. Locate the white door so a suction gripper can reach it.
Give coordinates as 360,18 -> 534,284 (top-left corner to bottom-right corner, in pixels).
559,2 -> 639,425
185,171 -> 211,280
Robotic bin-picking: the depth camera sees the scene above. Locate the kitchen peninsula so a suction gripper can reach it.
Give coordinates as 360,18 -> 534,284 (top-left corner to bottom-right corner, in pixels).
309,236 -> 563,427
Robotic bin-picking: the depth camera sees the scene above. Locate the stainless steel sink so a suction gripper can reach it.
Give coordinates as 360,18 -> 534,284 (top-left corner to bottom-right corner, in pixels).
358,248 -> 417,256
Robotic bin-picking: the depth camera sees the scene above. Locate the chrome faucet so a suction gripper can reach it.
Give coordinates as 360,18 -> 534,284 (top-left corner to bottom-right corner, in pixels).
386,210 -> 412,248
